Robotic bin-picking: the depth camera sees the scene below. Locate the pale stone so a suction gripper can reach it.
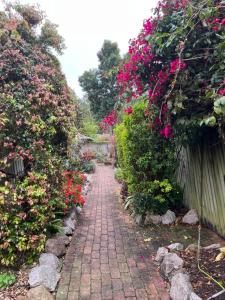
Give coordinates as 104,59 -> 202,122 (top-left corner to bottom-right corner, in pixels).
168,243 -> 184,251
27,285 -> 54,300
61,226 -> 73,236
182,209 -> 199,225
76,206 -> 82,214
55,233 -> 70,246
144,214 -> 162,225
160,253 -> 184,279
45,238 -> 66,257
155,247 -> 169,263
185,244 -> 200,252
170,273 -> 193,300
135,214 -> 144,225
190,292 -> 202,300
28,265 -> 60,291
204,243 -> 221,250
162,210 -> 176,225
39,253 -> 62,272
64,216 -> 76,231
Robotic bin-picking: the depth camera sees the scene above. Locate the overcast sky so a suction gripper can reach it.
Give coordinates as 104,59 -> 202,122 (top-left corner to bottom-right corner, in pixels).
0,0 -> 158,97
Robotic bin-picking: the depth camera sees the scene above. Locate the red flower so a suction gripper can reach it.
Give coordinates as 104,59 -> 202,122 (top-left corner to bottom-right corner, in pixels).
124,106 -> 133,115
160,124 -> 173,138
170,58 -> 186,74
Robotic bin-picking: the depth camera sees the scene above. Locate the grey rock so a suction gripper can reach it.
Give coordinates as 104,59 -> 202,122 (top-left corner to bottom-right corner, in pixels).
45,238 -> 66,257
185,244 -> 200,252
144,214 -> 162,225
27,285 -> 54,300
162,210 -> 176,225
76,206 -> 82,214
182,209 -> 199,225
170,273 -> 193,300
39,253 -> 62,272
168,243 -> 184,251
61,226 -> 73,236
190,292 -> 202,300
55,233 -> 70,246
28,265 -> 60,291
155,247 -> 169,263
64,216 -> 76,231
135,214 -> 144,225
160,253 -> 184,279
204,243 -> 221,250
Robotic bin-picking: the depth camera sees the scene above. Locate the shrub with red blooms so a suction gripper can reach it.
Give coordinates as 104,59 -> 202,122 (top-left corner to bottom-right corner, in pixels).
63,171 -> 86,210
0,3 -> 77,266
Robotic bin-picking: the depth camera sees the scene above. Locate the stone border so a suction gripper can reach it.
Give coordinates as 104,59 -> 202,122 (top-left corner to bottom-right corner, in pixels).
154,242 -> 223,300
22,174 -> 92,300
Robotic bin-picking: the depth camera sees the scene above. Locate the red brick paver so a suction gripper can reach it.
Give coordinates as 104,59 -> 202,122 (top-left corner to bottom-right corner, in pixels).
56,165 -> 169,300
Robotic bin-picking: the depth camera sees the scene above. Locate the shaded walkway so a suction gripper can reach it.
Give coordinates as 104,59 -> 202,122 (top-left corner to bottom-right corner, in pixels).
56,165 -> 169,300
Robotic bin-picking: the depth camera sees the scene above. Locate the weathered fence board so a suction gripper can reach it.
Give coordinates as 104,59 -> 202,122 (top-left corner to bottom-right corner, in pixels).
177,141 -> 225,237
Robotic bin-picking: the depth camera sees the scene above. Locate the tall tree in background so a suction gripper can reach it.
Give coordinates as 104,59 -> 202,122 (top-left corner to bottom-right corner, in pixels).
79,40 -> 121,121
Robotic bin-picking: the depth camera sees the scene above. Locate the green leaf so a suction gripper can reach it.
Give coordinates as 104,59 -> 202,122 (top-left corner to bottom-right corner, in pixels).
214,96 -> 225,115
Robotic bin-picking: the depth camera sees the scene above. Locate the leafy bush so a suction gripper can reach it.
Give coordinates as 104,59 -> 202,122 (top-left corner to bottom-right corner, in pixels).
81,161 -> 96,173
115,100 -> 182,214
0,273 -> 16,289
124,179 -> 182,215
0,3 -> 76,266
114,168 -> 124,183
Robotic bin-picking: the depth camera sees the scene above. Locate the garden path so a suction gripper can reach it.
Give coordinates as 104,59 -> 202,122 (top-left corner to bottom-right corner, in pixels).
56,164 -> 169,300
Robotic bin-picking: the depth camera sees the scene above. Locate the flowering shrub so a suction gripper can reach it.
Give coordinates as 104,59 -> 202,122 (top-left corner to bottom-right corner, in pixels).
115,100 -> 182,214
0,4 -> 76,265
63,171 -> 85,210
117,0 -> 225,140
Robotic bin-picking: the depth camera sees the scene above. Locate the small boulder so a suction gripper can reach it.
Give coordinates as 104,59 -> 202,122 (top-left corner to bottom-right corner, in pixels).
203,243 -> 221,250
162,210 -> 176,225
61,226 -> 73,236
155,247 -> 169,263
28,265 -> 60,291
39,253 -> 62,272
160,253 -> 184,279
64,217 -> 76,231
144,214 -> 162,225
55,233 -> 70,246
190,292 -> 202,300
45,238 -> 66,257
185,244 -> 200,252
182,209 -> 199,225
170,273 -> 193,300
76,206 -> 82,214
27,285 -> 54,300
135,214 -> 144,225
168,243 -> 184,251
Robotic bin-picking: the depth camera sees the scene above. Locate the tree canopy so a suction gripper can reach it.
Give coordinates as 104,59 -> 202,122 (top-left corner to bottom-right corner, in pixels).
79,40 -> 121,121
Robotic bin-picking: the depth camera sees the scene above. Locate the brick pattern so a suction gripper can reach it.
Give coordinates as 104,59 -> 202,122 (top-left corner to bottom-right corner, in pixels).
56,165 -> 169,300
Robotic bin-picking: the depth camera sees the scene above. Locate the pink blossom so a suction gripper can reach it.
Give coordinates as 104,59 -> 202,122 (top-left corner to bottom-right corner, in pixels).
124,106 -> 133,115
218,88 -> 225,96
160,124 -> 173,138
170,58 -> 186,73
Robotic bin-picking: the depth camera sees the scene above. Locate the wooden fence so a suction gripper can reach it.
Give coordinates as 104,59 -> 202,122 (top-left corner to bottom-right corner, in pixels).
177,140 -> 225,237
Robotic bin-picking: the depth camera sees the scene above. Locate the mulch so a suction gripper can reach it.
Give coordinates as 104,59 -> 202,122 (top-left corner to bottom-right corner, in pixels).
180,248 -> 225,300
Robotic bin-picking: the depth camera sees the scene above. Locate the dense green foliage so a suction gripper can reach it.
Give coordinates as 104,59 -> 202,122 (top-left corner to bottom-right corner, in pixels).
79,40 -> 121,120
0,3 -> 76,266
115,100 -> 182,214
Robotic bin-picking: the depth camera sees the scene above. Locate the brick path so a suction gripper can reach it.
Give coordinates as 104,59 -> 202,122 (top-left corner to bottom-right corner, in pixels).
56,165 -> 169,300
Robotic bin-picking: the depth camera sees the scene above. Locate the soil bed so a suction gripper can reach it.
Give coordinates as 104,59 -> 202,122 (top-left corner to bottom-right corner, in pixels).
180,249 -> 225,299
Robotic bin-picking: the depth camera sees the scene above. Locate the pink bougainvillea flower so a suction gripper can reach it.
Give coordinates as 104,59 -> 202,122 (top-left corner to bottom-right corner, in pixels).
218,88 -> 225,96
170,58 -> 186,73
124,106 -> 133,115
160,124 -> 173,138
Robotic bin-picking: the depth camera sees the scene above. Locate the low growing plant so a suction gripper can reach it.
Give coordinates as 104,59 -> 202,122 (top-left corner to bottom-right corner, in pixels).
0,273 -> 16,289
